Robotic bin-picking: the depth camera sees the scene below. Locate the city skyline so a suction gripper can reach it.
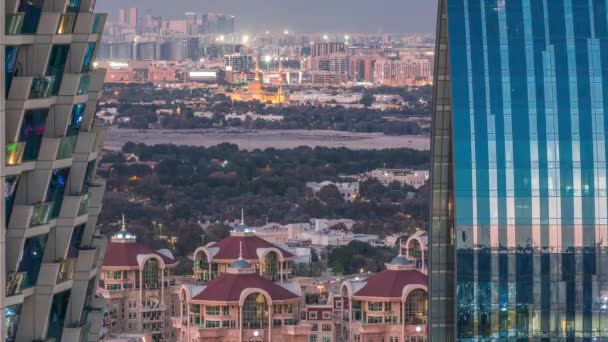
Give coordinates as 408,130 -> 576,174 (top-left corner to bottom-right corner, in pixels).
97,0 -> 438,34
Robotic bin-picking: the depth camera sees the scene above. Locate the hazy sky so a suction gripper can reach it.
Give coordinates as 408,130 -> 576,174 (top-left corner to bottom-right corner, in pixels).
97,0 -> 437,34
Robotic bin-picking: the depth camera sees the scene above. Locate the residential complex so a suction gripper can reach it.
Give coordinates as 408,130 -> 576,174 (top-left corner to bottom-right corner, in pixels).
100,222 -> 429,341
2,0 -> 108,341
430,0 -> 608,340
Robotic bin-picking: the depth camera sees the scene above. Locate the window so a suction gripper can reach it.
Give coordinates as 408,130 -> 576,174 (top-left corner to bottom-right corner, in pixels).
67,224 -> 85,258
367,316 -> 382,324
309,311 -> 317,320
322,323 -> 332,331
263,251 -> 280,281
274,305 -> 282,314
5,304 -> 21,342
142,259 -> 159,289
46,168 -> 70,218
285,304 -> 293,313
273,319 -> 282,327
18,0 -> 44,34
312,323 -> 318,331
242,293 -> 268,329
309,336 -> 318,342
301,311 -> 307,320
66,104 -> 86,136
20,109 -> 48,162
5,46 -> 18,98
222,320 -> 236,328
5,176 -> 19,226
204,320 -> 220,328
335,301 -> 342,309
404,289 -> 427,324
82,43 -> 96,73
323,336 -> 332,342
385,302 -> 392,311
323,311 -> 331,320
222,306 -> 229,315
368,302 -> 382,311
46,290 -> 71,341
206,306 -> 220,315
45,45 -> 70,95
283,319 -> 294,326
18,234 -> 48,287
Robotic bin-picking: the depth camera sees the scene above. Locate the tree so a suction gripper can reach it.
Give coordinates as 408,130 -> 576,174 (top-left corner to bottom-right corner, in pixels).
317,185 -> 344,207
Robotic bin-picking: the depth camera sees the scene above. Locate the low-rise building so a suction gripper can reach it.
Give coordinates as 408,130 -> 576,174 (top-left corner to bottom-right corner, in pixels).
98,219 -> 180,341
306,181 -> 360,203
365,169 -> 429,189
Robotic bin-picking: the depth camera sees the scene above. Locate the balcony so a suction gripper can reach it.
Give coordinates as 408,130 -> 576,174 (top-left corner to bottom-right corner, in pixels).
57,136 -> 77,160
58,193 -> 89,219
62,321 -> 91,342
56,13 -> 77,34
56,258 -> 76,283
29,201 -> 55,227
6,272 -> 27,297
30,76 -> 56,99
6,13 -> 25,35
92,14 -> 105,33
6,142 -> 26,166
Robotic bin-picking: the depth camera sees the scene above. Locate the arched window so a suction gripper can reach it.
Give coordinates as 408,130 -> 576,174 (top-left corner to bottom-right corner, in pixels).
263,252 -> 279,282
142,258 -> 159,289
408,239 -> 422,261
194,251 -> 211,281
404,289 -> 427,324
242,293 -> 269,329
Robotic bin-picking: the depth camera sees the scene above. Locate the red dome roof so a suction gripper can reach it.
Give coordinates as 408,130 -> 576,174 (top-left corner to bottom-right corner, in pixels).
353,269 -> 426,299
209,235 -> 294,261
192,272 -> 299,303
102,241 -> 177,268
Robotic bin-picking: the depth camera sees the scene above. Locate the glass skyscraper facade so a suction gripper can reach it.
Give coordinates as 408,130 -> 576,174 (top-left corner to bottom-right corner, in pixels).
430,0 -> 608,340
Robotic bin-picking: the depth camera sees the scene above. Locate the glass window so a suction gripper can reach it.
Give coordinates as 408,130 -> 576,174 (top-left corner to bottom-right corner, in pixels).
46,168 -> 70,218
67,224 -> 85,258
46,290 -> 71,341
5,176 -> 20,225
242,293 -> 268,329
5,46 -> 18,98
404,289 -> 427,324
17,234 -> 48,287
82,43 -> 96,73
45,45 -> 70,95
142,259 -> 159,289
368,302 -> 382,311
5,304 -> 22,342
20,109 -> 48,162
18,0 -> 43,34
205,306 -> 219,315
66,104 -> 86,136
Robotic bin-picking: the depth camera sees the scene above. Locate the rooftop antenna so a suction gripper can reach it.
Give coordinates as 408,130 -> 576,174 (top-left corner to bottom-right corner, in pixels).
121,213 -> 126,231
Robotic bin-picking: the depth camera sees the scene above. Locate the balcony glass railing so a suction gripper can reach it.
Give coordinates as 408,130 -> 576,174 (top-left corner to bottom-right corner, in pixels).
78,193 -> 89,216
56,258 -> 76,283
30,201 -> 54,227
56,13 -> 76,34
29,76 -> 55,99
77,74 -> 90,95
6,272 -> 27,296
92,14 -> 103,33
57,136 -> 77,160
6,142 -> 26,166
6,13 -> 25,35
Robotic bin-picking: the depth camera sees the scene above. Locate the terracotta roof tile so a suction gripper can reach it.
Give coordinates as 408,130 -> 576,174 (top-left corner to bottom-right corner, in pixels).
353,269 -> 426,299
192,273 -> 299,302
210,235 -> 294,260
102,242 -> 176,267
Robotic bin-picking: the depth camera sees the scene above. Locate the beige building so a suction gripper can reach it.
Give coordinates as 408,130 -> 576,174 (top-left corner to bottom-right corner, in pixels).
3,1 -> 108,341
366,169 -> 430,189
98,221 -> 181,341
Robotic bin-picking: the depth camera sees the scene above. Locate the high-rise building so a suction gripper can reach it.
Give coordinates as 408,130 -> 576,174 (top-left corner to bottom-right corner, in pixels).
311,42 -> 346,57
430,0 -> 608,340
128,7 -> 139,32
3,0 -> 108,341
223,53 -> 254,73
118,8 -> 127,25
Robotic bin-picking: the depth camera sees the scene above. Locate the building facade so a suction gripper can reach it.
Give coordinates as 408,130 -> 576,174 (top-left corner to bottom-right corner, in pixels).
430,0 -> 608,340
98,222 -> 180,341
3,0 -> 108,340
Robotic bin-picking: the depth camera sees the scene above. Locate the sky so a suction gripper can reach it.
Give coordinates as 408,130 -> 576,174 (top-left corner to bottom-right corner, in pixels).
97,0 -> 437,34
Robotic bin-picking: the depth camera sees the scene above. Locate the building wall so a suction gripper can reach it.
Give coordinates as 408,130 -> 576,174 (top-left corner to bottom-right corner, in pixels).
2,2 -> 108,341
432,0 -> 608,339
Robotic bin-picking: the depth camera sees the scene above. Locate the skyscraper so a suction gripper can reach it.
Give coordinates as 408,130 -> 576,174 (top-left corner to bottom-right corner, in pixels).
3,0 -> 107,341
430,0 -> 608,340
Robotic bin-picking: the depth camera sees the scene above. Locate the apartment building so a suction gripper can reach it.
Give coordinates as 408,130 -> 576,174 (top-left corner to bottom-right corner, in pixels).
3,0 -> 108,340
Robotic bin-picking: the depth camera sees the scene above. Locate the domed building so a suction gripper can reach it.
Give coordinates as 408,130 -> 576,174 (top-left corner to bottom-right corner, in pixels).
97,216 -> 179,341
338,253 -> 428,342
192,217 -> 294,282
175,248 -> 311,341
225,60 -> 289,105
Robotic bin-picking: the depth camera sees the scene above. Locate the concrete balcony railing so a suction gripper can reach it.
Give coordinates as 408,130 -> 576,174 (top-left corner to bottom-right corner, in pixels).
59,193 -> 89,219
36,13 -> 62,36
59,74 -> 89,97
8,201 -> 55,228
88,69 -> 106,93
37,136 -> 77,162
74,131 -> 97,155
8,76 -> 56,101
6,141 -> 26,166
75,247 -> 98,272
6,12 -> 25,35
73,13 -> 106,34
62,321 -> 91,342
